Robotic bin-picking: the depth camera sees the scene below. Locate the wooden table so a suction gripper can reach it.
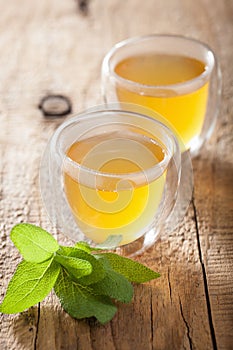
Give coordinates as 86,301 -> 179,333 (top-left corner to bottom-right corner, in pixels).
0,1 -> 232,349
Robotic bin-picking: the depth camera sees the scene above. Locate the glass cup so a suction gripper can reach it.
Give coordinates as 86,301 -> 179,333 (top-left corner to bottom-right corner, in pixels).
40,108 -> 184,256
101,34 -> 222,155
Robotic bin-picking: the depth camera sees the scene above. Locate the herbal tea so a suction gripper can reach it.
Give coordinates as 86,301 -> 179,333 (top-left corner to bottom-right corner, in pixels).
115,54 -> 209,149
64,130 -> 167,245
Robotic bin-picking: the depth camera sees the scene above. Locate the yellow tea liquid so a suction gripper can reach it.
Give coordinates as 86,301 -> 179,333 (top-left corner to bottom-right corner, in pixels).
115,54 -> 209,149
64,130 -> 167,245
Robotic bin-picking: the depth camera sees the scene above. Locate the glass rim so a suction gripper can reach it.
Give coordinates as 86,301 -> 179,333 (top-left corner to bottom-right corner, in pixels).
51,109 -> 178,182
102,34 -> 216,95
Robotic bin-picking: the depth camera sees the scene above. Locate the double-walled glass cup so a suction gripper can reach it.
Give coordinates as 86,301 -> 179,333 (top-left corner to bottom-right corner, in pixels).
102,34 -> 222,155
40,108 -> 182,256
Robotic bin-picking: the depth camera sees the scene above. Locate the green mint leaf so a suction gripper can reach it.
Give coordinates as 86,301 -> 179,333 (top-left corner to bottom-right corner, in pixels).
2,223 -> 161,324
10,223 -> 59,263
74,235 -> 122,253
91,257 -> 133,303
0,258 -> 60,314
54,268 -> 117,324
54,253 -> 92,279
97,253 -> 160,283
58,246 -> 105,285
74,236 -> 122,253
95,235 -> 123,250
74,241 -> 92,253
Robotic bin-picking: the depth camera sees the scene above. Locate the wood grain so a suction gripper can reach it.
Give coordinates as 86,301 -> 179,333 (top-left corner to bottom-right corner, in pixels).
0,0 -> 232,349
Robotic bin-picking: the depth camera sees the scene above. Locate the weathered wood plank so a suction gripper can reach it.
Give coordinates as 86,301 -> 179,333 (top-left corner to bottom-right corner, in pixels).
0,0 -> 232,349
191,1 -> 233,348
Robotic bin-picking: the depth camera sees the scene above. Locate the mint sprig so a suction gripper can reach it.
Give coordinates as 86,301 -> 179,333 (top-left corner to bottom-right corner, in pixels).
0,224 -> 160,324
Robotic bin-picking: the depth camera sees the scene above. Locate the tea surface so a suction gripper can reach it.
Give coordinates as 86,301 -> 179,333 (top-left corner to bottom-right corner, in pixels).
64,130 -> 167,245
115,54 -> 209,149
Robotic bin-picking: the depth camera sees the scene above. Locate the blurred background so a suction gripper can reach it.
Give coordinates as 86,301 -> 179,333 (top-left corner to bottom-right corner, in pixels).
0,0 -> 230,116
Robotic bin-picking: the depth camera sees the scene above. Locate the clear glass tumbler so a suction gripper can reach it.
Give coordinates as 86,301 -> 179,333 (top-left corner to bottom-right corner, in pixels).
40,108 -> 183,256
102,34 -> 222,155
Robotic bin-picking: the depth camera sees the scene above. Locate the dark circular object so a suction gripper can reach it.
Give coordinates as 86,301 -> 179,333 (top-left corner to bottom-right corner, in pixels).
39,95 -> 72,117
